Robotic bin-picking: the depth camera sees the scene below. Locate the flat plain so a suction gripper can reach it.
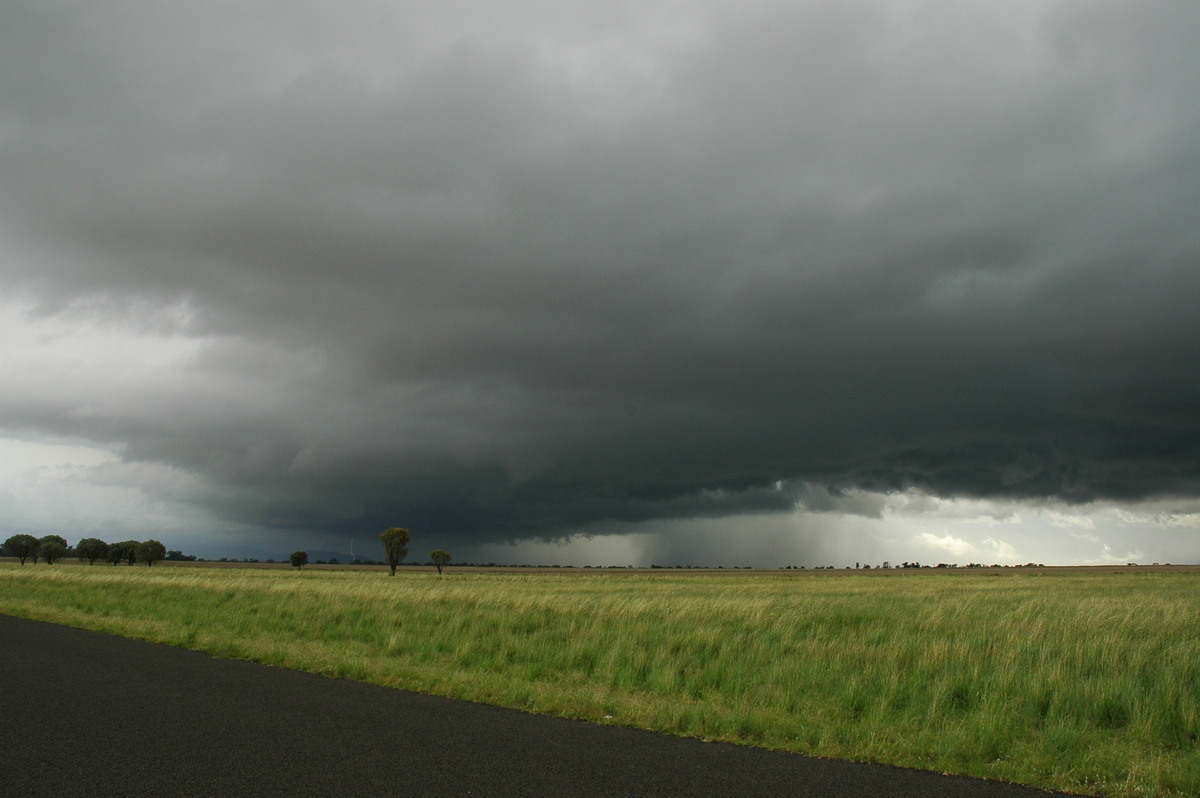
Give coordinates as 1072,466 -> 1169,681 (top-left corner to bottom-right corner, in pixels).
1,562 -> 1196,797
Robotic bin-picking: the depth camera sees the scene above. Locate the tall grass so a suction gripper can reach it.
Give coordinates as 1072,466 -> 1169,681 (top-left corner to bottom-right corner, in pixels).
2,564 -> 1197,797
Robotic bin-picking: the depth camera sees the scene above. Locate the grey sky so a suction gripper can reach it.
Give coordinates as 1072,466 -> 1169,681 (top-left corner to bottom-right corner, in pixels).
2,1 -> 1199,563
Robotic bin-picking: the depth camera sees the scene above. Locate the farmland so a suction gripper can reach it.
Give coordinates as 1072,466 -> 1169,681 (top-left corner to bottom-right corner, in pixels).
1,562 -> 1197,797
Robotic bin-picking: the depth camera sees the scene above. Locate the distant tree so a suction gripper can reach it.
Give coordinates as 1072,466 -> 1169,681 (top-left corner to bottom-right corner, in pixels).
136,539 -> 166,566
290,550 -> 308,569
108,540 -> 139,565
380,527 -> 410,576
29,535 -> 66,565
39,540 -> 68,565
3,534 -> 39,565
107,541 -> 132,565
76,538 -> 110,565
430,549 -> 452,576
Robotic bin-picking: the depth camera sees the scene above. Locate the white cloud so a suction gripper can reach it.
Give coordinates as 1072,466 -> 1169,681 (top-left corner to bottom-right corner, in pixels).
981,536 -> 1019,562
1084,543 -> 1146,566
915,532 -> 974,558
0,436 -> 116,478
0,435 -> 219,548
0,299 -> 211,428
1114,508 -> 1200,529
1049,511 -> 1096,529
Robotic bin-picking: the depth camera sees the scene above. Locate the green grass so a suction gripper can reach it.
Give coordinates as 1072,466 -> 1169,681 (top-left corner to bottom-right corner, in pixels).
2,563 -> 1198,797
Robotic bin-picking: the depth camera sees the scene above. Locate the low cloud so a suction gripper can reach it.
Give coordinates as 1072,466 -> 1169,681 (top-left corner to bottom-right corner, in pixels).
1049,512 -> 1097,530
915,532 -> 974,559
1086,543 -> 1146,567
2,2 -> 1199,561
981,537 -> 1019,563
1115,508 -> 1200,530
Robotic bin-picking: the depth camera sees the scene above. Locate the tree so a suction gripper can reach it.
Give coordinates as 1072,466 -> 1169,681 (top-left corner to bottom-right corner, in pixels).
29,535 -> 68,566
290,550 -> 308,569
136,539 -> 166,566
76,538 -> 110,565
107,540 -> 134,566
380,527 -> 410,576
3,534 -> 39,565
110,540 -> 140,565
39,540 -> 68,565
430,549 -> 452,576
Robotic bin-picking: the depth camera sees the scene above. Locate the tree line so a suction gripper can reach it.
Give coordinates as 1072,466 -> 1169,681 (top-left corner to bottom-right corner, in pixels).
4,528 -> 453,574
2,535 -> 167,566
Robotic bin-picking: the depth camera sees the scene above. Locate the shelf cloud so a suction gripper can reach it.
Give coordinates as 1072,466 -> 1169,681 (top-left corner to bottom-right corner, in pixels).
2,1 -> 1198,561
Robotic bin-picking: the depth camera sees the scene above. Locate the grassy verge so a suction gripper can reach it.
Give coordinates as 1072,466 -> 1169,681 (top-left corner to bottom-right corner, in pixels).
1,563 -> 1197,797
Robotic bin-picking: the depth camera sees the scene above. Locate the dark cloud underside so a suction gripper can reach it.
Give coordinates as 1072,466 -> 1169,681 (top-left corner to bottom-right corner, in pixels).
2,1 -> 1199,542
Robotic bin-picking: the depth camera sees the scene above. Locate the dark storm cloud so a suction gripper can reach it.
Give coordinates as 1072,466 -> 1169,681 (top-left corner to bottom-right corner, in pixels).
2,1 -> 1199,544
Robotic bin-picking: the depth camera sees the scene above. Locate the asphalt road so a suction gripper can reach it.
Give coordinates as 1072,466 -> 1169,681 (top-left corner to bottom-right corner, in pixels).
1,614 -> 1088,797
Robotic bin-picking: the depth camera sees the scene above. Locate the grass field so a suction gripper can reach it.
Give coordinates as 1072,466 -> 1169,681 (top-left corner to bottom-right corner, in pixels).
1,562 -> 1197,797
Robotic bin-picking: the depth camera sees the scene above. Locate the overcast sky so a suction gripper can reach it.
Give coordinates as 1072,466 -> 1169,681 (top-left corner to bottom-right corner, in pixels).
2,1 -> 1198,565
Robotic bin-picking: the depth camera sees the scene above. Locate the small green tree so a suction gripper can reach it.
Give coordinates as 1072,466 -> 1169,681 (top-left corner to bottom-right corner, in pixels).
430,549 -> 451,576
290,550 -> 308,569
3,534 -> 39,565
76,538 -> 110,565
39,540 -> 68,565
380,527 -> 410,576
30,535 -> 67,565
39,534 -> 68,550
136,539 -> 166,566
